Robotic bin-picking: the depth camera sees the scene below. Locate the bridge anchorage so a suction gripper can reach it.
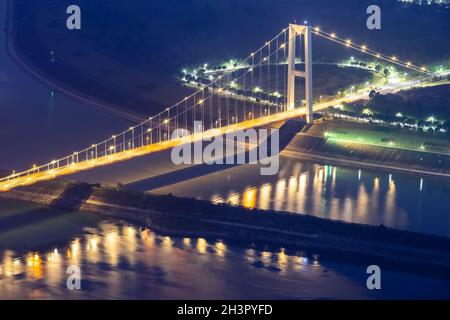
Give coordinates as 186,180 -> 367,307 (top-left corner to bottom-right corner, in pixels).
0,23 -> 431,192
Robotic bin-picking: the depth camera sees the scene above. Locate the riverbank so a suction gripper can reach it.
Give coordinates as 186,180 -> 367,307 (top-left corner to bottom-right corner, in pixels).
284,120 -> 450,179
1,179 -> 450,279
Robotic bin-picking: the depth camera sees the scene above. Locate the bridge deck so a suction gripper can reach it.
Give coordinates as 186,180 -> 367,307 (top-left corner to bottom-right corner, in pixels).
0,107 -> 310,192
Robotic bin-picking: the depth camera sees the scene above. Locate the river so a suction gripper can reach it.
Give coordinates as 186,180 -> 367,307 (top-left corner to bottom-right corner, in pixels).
1,0 -> 450,299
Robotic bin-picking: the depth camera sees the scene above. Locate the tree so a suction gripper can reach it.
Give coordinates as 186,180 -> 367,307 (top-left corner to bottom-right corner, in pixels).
442,121 -> 450,133
383,68 -> 390,77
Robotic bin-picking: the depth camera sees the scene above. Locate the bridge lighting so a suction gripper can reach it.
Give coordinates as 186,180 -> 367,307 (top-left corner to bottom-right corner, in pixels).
391,56 -> 397,61
253,87 -> 262,93
265,41 -> 270,45
361,45 -> 367,51
314,26 -> 320,32
350,56 -> 354,60
262,57 -> 268,62
421,66 -> 427,71
406,61 -> 412,67
376,54 -> 381,59
345,39 -> 352,47
163,119 -> 169,124
198,99 -> 204,105
330,33 -> 336,38
279,43 -> 285,49
109,146 -> 115,151
249,67 -> 253,72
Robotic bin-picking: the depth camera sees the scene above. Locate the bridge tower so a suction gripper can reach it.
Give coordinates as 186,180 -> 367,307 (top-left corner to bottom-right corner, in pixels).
286,23 -> 313,123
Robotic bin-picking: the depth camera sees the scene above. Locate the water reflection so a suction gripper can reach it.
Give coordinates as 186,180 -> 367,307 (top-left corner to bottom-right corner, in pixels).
208,165 -> 447,235
0,221 -> 333,299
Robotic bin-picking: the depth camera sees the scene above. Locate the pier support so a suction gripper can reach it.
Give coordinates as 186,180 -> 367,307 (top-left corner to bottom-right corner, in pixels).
287,24 -> 313,124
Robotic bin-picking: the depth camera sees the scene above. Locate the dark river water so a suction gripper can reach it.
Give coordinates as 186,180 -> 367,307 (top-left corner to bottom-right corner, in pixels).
1,201 -> 449,300
153,159 -> 450,237
1,0 -> 450,299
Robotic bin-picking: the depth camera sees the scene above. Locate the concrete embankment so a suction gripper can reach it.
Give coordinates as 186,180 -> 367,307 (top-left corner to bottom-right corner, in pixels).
285,130 -> 450,179
1,179 -> 450,278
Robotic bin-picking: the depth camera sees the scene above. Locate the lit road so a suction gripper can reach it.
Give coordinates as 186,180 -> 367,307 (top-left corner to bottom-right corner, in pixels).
0,68 -> 447,193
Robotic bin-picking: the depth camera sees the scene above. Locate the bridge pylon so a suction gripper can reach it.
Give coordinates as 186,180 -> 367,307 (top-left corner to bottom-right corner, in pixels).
286,24 -> 313,123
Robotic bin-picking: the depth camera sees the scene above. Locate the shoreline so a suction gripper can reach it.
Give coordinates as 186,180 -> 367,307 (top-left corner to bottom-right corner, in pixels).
1,179 -> 450,280
283,148 -> 450,179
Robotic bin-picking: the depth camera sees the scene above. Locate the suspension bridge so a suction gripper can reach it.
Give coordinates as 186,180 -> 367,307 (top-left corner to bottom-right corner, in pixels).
0,23 -> 432,192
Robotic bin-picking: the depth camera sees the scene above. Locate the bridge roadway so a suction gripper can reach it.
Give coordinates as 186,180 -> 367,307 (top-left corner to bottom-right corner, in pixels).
0,72 -> 443,192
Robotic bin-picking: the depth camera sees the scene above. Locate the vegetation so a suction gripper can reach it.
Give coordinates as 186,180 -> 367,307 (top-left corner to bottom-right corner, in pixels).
324,84 -> 450,134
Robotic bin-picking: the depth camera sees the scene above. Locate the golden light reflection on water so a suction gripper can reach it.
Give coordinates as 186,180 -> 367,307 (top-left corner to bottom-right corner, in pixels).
197,238 -> 207,254
384,179 -> 397,226
183,238 -> 191,248
242,187 -> 257,209
0,221 -> 325,299
245,248 -> 256,264
277,249 -> 288,272
215,241 -> 227,257
261,251 -> 272,265
123,226 -> 137,266
356,184 -> 369,220
105,227 -> 120,266
26,252 -> 42,279
141,228 -> 155,249
69,239 -> 81,265
258,183 -> 272,210
163,236 -> 173,249
274,178 -> 286,212
287,176 -> 297,212
227,192 -> 240,206
215,165 -> 402,226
